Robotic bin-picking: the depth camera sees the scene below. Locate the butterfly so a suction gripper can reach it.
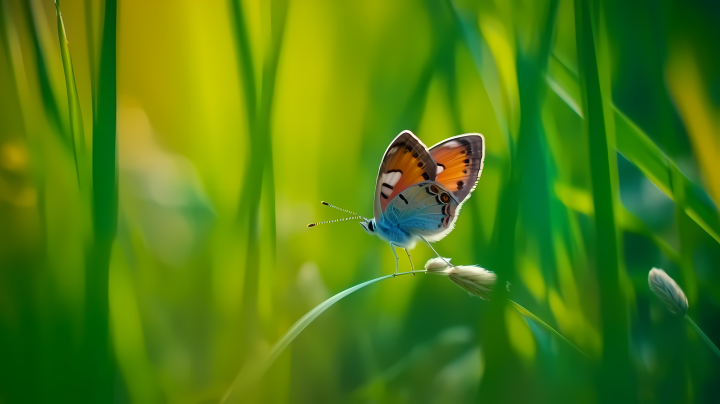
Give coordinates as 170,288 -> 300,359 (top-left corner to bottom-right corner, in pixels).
309,130 -> 485,275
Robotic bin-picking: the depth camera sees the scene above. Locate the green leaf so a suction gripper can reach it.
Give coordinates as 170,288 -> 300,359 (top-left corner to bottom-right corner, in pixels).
54,0 -> 85,186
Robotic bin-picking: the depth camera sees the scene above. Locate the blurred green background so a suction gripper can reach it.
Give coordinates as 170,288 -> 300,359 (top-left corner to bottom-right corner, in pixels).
1,0 -> 719,403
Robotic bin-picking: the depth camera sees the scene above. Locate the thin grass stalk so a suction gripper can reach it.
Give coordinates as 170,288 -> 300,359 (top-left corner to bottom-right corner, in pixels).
54,0 -> 85,186
252,0 -> 287,331
84,0 -> 97,114
670,166 -> 700,305
227,0 -> 287,366
23,0 -> 70,144
684,315 -> 720,359
86,0 -> 118,401
574,0 -> 632,398
477,1 -> 559,401
221,270 -> 426,403
222,265 -> 583,403
450,2 -> 511,147
226,0 -> 262,358
509,300 -> 588,359
228,0 -> 288,365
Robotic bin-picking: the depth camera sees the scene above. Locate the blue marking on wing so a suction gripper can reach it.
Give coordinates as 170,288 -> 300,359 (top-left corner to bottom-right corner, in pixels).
384,181 -> 457,234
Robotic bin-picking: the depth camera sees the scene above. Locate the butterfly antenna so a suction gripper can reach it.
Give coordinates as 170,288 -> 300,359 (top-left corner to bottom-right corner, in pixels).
308,216 -> 364,228
320,201 -> 362,217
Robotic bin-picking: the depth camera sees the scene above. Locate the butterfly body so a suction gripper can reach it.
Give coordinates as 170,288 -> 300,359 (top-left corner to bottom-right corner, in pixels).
370,217 -> 417,249
359,130 -> 484,274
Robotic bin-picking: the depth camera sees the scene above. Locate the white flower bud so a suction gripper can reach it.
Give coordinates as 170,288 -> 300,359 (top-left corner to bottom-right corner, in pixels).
648,268 -> 688,315
424,257 -> 452,272
447,265 -> 496,300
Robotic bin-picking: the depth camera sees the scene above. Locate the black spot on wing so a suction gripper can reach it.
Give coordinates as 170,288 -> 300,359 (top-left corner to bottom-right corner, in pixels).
399,194 -> 408,204
422,172 -> 429,180
381,192 -> 390,199
382,183 -> 394,190
457,181 -> 464,190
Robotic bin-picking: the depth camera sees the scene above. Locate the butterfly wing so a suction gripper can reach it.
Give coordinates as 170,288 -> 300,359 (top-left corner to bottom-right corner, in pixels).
373,130 -> 437,220
429,134 -> 485,205
383,181 -> 459,242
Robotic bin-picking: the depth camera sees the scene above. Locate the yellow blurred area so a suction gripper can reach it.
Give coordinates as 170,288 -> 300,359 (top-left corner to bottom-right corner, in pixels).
505,304 -> 536,362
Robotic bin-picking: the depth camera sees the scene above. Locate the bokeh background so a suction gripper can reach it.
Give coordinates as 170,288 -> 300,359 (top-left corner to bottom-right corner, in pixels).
1,0 -> 719,403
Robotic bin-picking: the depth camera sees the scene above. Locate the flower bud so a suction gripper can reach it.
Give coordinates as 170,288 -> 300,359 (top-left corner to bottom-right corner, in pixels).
424,257 -> 452,272
648,268 -> 688,315
447,265 -> 496,300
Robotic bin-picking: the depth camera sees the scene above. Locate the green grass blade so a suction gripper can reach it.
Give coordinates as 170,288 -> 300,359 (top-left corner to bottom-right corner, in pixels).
84,0 -> 97,114
685,315 -> 720,359
546,54 -> 583,117
451,4 -> 512,147
222,272 -> 418,403
54,0 -> 85,186
87,0 -> 118,401
615,108 -> 720,245
509,300 -> 589,359
229,0 -> 288,365
574,0 -> 631,398
24,0 -> 71,144
546,46 -> 720,246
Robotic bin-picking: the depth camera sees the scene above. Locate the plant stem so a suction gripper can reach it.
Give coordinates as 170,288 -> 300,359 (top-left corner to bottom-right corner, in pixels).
685,315 -> 720,359
221,270 -> 426,403
509,300 -> 589,359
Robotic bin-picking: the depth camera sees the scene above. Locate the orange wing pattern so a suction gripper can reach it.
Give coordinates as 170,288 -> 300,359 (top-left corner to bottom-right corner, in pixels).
429,134 -> 484,205
374,131 -> 437,219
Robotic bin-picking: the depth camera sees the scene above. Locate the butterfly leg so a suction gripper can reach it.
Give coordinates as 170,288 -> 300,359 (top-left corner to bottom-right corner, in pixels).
389,243 -> 400,277
405,248 -> 415,276
418,235 -> 453,267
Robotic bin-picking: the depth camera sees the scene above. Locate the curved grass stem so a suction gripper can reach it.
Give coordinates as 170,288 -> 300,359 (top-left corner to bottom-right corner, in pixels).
221,270 -> 426,403
222,271 -> 588,403
685,315 -> 720,359
509,300 -> 589,359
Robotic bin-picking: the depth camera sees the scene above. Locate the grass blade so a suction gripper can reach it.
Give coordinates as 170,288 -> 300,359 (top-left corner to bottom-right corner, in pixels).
222,272 -> 421,403
685,315 -> 720,359
24,0 -> 71,144
54,0 -> 85,186
614,107 -> 720,245
86,0 -> 118,401
545,45 -> 720,246
574,0 -> 631,398
509,300 -> 588,359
